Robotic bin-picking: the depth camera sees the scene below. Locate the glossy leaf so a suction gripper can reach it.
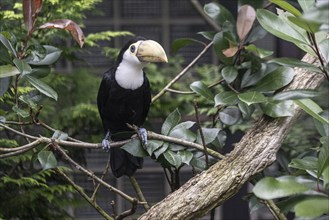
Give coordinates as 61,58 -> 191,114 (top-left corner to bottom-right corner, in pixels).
196,128 -> 220,145
27,45 -> 62,65
256,9 -> 308,46
146,140 -> 163,155
154,143 -> 169,158
219,107 -> 241,125
163,150 -> 182,169
261,100 -> 294,117
238,101 -> 255,118
269,57 -> 321,73
238,91 -> 267,105
122,139 -> 148,157
221,66 -> 238,83
25,75 -> 58,100
270,0 -> 302,17
161,109 -> 181,136
0,65 -> 20,78
38,150 -> 57,170
272,89 -> 319,101
39,19 -> 85,48
245,44 -> 273,58
0,34 -> 17,57
190,81 -> 214,100
214,91 -> 238,107
295,197 -> 329,218
254,66 -> 295,92
13,58 -> 32,76
237,5 -> 256,41
172,38 -> 204,53
178,151 -> 193,165
170,127 -> 195,143
213,32 -> 233,65
253,176 -> 309,200
204,2 -> 235,26
295,99 -> 329,125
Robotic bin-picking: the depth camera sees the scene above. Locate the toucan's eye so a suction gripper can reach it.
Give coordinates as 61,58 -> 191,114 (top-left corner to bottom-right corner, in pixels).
130,45 -> 136,53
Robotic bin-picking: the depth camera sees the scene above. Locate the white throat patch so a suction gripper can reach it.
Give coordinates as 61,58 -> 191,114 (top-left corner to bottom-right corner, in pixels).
115,44 -> 146,90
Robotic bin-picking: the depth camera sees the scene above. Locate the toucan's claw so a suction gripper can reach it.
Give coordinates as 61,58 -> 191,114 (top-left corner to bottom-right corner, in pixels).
101,131 -> 111,152
138,128 -> 148,146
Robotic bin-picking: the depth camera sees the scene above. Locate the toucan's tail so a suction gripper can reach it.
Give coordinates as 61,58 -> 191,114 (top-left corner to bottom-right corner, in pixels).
110,147 -> 143,177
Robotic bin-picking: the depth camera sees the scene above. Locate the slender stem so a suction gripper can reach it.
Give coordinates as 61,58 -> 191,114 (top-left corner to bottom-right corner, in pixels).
0,139 -> 41,158
194,101 -> 209,168
166,79 -> 225,95
309,33 -> 329,80
55,168 -> 114,220
152,42 -> 214,103
264,199 -> 288,220
129,176 -> 150,211
91,153 -> 111,201
190,0 -> 221,32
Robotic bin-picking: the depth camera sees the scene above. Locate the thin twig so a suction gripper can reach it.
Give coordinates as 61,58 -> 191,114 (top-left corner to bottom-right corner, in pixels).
264,199 -> 288,220
115,198 -> 138,220
0,139 -> 41,158
190,0 -> 221,31
166,79 -> 225,95
193,101 -> 209,168
55,168 -> 114,220
152,42 -> 214,103
91,153 -> 111,201
129,176 -> 150,211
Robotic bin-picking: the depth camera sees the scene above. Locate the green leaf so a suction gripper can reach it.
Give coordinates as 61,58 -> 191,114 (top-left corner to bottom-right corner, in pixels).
288,16 -> 321,33
238,101 -> 255,118
52,130 -> 68,141
302,3 -> 329,24
121,139 -> 148,157
245,44 -> 273,58
318,137 -> 329,178
254,66 -> 295,92
27,45 -> 62,65
298,0 -> 315,12
0,34 -> 17,57
146,140 -> 163,155
318,39 -> 329,63
314,110 -> 329,137
178,150 -> 193,165
12,105 -> 29,118
269,57 -> 321,73
169,127 -> 196,143
154,143 -> 169,158
289,156 -> 318,171
295,197 -> 329,218
272,89 -> 319,101
204,2 -> 235,26
196,128 -> 220,145
213,32 -> 233,65
219,107 -> 241,125
163,150 -> 182,169
261,100 -> 295,117
238,91 -> 267,105
253,176 -> 309,200
221,66 -> 238,83
13,58 -> 32,76
38,150 -> 58,170
0,65 -> 20,78
25,75 -> 58,100
295,99 -> 329,125
190,81 -> 214,100
214,91 -> 238,107
0,77 -> 11,97
172,38 -> 204,54
198,31 -> 216,40
190,157 -> 206,171
161,108 -> 181,136
270,0 -> 302,17
256,9 -> 308,46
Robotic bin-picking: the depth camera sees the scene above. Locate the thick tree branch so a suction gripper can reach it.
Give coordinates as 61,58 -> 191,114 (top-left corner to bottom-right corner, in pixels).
138,54 -> 325,220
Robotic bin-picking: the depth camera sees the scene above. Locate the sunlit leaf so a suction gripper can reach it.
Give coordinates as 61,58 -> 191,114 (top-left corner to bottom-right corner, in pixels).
238,91 -> 267,105
237,5 -> 256,41
253,176 -> 309,200
38,150 -> 57,170
214,91 -> 238,107
0,65 -> 20,78
39,19 -> 85,48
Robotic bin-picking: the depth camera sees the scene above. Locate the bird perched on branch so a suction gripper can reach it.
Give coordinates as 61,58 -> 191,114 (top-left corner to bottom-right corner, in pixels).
97,36 -> 168,177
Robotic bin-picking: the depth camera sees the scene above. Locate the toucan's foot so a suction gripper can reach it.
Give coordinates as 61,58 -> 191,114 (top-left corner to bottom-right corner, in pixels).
138,128 -> 148,146
101,131 -> 111,151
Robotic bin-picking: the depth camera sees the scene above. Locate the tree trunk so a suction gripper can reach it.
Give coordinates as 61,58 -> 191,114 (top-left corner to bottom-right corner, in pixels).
139,54 -> 325,220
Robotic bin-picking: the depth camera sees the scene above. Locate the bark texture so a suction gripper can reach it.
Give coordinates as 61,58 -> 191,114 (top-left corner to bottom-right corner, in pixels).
139,54 -> 325,220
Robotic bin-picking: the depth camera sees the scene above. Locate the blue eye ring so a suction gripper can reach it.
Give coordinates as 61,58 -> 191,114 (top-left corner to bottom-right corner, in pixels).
130,45 -> 136,53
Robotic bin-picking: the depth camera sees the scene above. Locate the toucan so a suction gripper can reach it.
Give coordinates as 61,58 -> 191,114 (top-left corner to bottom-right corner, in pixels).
97,36 -> 168,178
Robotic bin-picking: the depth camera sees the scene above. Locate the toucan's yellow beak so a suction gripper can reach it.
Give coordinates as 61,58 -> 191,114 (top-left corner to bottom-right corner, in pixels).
137,40 -> 168,63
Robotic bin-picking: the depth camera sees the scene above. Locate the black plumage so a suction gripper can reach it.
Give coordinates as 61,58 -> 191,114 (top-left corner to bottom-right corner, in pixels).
97,37 -> 151,177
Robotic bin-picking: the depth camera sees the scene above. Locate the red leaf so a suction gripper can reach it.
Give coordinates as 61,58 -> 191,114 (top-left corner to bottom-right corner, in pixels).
39,19 -> 85,48
236,5 -> 256,41
34,0 -> 43,14
23,0 -> 33,31
222,47 -> 239,57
